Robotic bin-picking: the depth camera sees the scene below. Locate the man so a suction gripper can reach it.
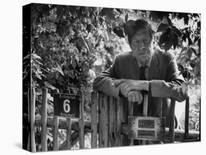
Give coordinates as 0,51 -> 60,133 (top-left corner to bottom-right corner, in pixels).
93,19 -> 187,121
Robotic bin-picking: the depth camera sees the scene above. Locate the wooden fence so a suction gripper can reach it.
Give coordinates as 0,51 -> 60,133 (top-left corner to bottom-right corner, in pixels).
28,88 -> 200,152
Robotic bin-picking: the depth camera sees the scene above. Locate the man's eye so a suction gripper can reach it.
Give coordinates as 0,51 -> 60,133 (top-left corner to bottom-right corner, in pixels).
136,40 -> 140,44
144,39 -> 149,44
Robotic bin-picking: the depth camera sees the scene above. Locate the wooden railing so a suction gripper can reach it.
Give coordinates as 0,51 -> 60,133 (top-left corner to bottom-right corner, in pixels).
28,88 -> 200,152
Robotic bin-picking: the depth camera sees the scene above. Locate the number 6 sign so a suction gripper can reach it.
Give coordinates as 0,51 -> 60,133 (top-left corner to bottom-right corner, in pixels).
63,99 -> 71,113
53,93 -> 80,118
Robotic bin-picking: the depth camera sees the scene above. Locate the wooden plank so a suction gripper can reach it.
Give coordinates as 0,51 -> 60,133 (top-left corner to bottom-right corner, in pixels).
60,130 -> 91,150
128,101 -> 134,145
142,94 -> 148,145
31,87 -> 36,152
27,88 -> 31,151
185,97 -> 189,138
91,92 -> 98,148
53,116 -> 59,150
103,96 -> 109,147
41,88 -> 48,151
99,94 -> 109,147
169,99 -> 176,143
115,97 -> 122,146
27,132 -> 30,151
35,115 -> 90,130
66,117 -> 72,149
79,92 -> 84,149
143,94 -> 148,116
98,93 -> 103,147
118,98 -> 125,146
108,96 -> 115,147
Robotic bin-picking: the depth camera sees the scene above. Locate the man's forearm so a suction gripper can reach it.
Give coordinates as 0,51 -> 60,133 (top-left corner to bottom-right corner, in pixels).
150,80 -> 188,102
114,79 -> 187,102
93,76 -> 120,98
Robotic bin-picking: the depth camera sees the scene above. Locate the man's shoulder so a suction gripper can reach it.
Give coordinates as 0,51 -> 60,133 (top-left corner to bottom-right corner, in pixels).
153,49 -> 175,63
115,51 -> 133,61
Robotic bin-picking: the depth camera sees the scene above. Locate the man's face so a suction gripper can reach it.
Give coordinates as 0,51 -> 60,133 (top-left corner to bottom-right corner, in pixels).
130,29 -> 153,66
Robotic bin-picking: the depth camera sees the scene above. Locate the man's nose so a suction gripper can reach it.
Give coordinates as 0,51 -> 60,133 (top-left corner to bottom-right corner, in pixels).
139,41 -> 145,49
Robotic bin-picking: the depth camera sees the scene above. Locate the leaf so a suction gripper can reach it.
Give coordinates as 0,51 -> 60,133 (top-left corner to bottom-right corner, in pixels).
188,37 -> 193,46
149,11 -> 170,22
32,53 -> 42,60
157,23 -> 169,32
52,64 -> 64,76
177,13 -> 189,25
100,8 -> 116,20
172,26 -> 182,37
113,27 -> 125,38
125,13 -> 128,22
194,36 -> 200,43
193,13 -> 200,18
158,26 -> 180,50
187,47 -> 196,58
197,21 -> 200,28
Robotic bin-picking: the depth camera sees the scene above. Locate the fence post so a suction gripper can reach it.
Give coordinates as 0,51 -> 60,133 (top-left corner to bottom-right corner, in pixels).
103,95 -> 109,147
79,91 -> 85,149
31,87 -> 36,152
98,93 -> 109,147
91,92 -> 98,148
53,116 -> 59,150
142,94 -> 149,145
143,94 -> 148,116
115,97 -> 123,146
185,97 -> 189,139
169,99 -> 176,143
66,117 -> 72,149
108,96 -> 115,147
41,88 -> 48,151
98,93 -> 102,147
128,101 -> 134,145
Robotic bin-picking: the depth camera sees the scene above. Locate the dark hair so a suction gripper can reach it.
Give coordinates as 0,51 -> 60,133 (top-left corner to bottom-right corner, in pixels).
124,19 -> 155,44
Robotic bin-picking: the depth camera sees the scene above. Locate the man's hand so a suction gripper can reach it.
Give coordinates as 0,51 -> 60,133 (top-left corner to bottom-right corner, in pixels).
114,79 -> 149,97
127,90 -> 143,104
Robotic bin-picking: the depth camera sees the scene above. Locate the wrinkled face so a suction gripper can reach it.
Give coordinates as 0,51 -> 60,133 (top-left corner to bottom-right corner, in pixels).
130,29 -> 153,66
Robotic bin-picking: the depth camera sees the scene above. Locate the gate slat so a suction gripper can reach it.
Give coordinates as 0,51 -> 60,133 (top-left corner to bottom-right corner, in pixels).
41,88 -> 48,151
66,117 -> 72,149
79,93 -> 85,149
109,96 -> 115,146
53,116 -> 59,150
103,95 -> 109,147
99,93 -> 109,147
31,87 -> 36,152
98,93 -> 103,147
169,99 -> 176,143
116,97 -> 123,146
128,101 -> 134,145
185,97 -> 189,138
91,92 -> 98,148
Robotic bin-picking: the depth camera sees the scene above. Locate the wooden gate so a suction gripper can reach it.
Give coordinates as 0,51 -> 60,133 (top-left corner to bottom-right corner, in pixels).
27,88 -> 200,152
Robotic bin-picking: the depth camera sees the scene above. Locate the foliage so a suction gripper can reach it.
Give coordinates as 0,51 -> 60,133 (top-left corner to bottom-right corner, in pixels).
29,4 -> 128,93
28,4 -> 201,90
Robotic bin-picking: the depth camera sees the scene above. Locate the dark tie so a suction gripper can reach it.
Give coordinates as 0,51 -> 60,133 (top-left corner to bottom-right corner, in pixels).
139,66 -> 146,80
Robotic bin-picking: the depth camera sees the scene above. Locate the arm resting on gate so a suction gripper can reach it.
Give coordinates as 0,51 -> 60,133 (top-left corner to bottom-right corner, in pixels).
149,53 -> 188,102
150,80 -> 188,102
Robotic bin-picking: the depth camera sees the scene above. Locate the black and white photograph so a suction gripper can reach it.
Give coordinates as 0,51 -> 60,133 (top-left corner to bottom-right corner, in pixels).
22,2 -> 201,153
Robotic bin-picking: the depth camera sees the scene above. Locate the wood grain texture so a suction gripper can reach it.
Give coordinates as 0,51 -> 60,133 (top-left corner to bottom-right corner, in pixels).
91,92 -> 98,148
41,88 -> 48,151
